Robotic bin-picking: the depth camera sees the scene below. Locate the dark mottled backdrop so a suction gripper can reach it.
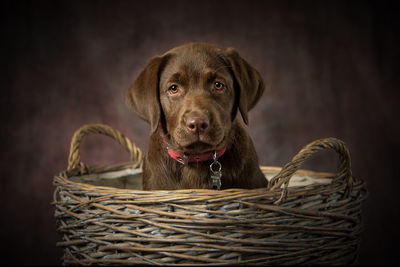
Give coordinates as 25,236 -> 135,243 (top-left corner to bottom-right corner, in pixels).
1,0 -> 399,264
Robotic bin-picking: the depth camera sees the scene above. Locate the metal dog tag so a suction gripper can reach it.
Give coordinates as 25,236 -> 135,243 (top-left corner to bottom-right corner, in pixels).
210,170 -> 222,190
209,151 -> 222,190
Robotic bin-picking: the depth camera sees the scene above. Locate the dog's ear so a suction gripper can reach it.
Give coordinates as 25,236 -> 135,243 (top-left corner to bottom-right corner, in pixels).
225,47 -> 265,125
126,55 -> 168,133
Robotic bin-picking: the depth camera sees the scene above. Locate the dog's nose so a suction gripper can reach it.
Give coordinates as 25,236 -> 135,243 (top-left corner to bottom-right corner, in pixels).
186,115 -> 209,133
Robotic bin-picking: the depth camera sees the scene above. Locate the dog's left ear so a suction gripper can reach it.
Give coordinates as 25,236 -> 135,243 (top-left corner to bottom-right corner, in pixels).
126,55 -> 169,133
225,48 -> 265,125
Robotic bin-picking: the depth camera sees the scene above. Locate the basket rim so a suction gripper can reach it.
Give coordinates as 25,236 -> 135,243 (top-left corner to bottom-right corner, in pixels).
54,163 -> 345,194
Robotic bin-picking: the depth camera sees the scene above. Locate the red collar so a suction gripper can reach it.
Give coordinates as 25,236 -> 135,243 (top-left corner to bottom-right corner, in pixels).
162,138 -> 226,165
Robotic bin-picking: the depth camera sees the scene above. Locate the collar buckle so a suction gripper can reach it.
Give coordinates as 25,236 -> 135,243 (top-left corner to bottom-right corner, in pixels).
176,154 -> 189,165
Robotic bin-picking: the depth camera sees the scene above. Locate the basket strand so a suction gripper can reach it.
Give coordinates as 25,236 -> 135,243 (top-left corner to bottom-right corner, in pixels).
54,125 -> 366,265
268,137 -> 353,203
67,124 -> 143,174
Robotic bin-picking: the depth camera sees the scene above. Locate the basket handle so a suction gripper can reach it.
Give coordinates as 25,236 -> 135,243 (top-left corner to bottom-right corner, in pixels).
267,137 -> 354,203
67,124 -> 143,173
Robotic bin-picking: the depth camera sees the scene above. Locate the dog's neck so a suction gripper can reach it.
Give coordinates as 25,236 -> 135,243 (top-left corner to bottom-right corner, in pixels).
144,120 -> 263,190
161,137 -> 226,165
155,119 -> 249,166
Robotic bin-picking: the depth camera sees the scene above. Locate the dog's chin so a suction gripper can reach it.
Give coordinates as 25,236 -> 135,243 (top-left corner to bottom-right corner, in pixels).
176,136 -> 225,154
184,142 -> 215,154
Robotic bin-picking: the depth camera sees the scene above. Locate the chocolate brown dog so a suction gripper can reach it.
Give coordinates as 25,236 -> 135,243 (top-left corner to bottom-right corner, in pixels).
126,43 -> 267,190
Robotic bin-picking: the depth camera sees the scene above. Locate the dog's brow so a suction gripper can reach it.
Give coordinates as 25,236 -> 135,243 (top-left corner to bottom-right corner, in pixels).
169,72 -> 185,83
205,63 -> 231,79
204,71 -> 217,82
214,64 -> 232,73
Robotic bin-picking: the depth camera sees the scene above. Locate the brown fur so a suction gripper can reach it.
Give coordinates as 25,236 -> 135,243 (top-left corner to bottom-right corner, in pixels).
126,43 -> 267,190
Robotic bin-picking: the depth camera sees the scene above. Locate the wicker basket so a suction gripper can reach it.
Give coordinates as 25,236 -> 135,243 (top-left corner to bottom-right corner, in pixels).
52,124 -> 367,265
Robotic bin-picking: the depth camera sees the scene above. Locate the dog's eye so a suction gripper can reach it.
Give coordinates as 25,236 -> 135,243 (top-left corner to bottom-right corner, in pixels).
168,84 -> 179,94
214,82 -> 225,91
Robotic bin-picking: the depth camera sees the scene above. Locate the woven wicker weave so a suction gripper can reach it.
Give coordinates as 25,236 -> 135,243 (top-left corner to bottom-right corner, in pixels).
52,124 -> 367,265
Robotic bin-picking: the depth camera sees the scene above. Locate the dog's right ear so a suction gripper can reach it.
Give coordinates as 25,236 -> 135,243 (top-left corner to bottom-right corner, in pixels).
126,55 -> 168,133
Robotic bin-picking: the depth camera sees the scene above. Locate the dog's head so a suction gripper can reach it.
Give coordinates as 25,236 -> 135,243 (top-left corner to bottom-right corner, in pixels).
126,43 -> 264,154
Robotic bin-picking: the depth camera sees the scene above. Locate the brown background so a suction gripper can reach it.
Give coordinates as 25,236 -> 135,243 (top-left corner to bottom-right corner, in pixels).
1,0 -> 399,265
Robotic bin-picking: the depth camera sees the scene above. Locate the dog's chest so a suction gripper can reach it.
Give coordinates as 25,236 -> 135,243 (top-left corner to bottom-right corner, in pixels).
179,165 -> 210,189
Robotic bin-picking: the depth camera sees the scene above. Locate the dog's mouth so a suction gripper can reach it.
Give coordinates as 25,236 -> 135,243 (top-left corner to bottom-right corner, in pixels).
170,136 -> 226,155
184,142 -> 215,154
166,124 -> 227,155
